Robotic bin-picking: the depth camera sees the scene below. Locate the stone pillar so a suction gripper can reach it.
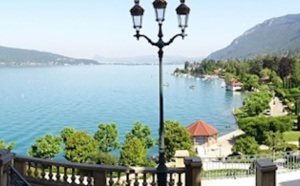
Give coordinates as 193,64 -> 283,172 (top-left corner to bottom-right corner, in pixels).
256,159 -> 277,186
0,149 -> 15,186
184,157 -> 202,186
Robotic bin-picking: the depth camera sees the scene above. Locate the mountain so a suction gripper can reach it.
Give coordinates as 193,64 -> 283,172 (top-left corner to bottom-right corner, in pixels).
208,14 -> 300,60
0,46 -> 99,66
93,55 -> 202,65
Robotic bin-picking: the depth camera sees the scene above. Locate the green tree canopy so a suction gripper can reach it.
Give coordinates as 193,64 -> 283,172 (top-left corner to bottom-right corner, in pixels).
0,139 -> 14,150
88,151 -> 118,166
126,122 -> 154,150
242,74 -> 259,91
232,135 -> 259,155
242,90 -> 272,117
164,120 -> 194,162
61,127 -> 77,143
120,137 -> 148,166
263,131 -> 285,151
94,123 -> 120,152
28,134 -> 61,159
259,68 -> 271,78
64,131 -> 98,163
238,116 -> 293,143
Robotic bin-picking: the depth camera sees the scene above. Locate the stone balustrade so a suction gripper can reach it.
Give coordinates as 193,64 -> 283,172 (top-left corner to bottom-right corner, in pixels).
0,149 -> 279,186
0,149 -> 202,186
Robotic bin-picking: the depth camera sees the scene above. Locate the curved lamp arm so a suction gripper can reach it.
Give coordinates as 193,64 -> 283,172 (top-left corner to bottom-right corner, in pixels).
164,33 -> 187,46
134,31 -> 156,46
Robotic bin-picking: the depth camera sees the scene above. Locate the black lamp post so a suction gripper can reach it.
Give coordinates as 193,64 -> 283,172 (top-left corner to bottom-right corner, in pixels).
130,0 -> 190,185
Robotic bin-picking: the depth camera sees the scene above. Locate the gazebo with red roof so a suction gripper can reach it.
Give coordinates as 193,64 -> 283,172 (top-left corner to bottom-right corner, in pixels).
187,120 -> 219,147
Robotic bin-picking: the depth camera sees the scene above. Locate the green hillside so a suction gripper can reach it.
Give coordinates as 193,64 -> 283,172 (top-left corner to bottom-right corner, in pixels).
0,46 -> 99,66
208,14 -> 300,60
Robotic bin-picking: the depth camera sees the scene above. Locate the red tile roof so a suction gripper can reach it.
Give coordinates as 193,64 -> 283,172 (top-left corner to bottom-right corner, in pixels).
230,80 -> 243,86
187,120 -> 218,137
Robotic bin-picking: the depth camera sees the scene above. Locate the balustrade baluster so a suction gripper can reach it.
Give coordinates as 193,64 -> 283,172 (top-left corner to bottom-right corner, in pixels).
142,173 -> 147,186
151,173 -> 157,186
79,172 -> 84,184
116,172 -> 123,185
49,165 -> 53,180
41,165 -> 46,179
56,166 -> 61,182
86,171 -> 93,186
126,172 -> 131,186
109,172 -> 114,186
134,173 -> 139,186
71,168 -> 76,183
34,162 -> 39,178
168,173 -> 174,186
63,167 -> 68,183
177,173 -> 182,186
27,162 -> 32,177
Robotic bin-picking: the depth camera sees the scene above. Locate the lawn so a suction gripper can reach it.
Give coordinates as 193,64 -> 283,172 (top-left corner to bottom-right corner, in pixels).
283,131 -> 300,142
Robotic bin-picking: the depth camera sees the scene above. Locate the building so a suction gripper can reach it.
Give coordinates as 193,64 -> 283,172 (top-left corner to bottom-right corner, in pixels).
187,120 -> 219,147
226,80 -> 243,91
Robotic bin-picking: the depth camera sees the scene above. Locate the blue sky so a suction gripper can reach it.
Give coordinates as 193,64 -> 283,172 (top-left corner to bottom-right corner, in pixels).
0,0 -> 299,59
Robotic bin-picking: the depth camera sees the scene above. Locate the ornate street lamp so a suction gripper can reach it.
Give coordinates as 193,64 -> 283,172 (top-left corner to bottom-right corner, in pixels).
130,0 -> 190,185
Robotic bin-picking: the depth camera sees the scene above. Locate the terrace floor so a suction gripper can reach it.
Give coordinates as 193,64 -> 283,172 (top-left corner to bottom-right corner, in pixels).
202,171 -> 300,186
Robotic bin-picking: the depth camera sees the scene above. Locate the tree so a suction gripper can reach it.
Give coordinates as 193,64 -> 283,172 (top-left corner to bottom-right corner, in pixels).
64,131 -> 98,163
61,127 -> 77,143
238,116 -> 293,143
94,123 -> 120,153
269,71 -> 282,87
232,135 -> 259,154
88,151 -> 118,166
28,134 -> 61,159
120,137 -> 148,166
263,131 -> 285,152
278,57 -> 292,79
164,120 -> 194,162
0,139 -> 14,150
126,122 -> 154,150
259,68 -> 271,78
242,74 -> 259,91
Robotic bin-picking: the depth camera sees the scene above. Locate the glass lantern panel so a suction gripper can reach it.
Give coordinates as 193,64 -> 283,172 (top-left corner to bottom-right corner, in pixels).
177,14 -> 188,29
155,8 -> 165,22
133,15 -> 143,29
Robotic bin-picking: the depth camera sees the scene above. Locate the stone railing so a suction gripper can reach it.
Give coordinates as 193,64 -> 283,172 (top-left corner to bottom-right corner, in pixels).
0,149 -> 202,186
0,149 -> 279,186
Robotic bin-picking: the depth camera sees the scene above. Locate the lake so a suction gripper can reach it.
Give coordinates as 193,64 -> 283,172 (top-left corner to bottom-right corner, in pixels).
0,65 -> 245,158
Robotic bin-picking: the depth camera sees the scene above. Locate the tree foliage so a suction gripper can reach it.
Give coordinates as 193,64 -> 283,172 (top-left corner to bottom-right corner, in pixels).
126,122 -> 154,150
61,127 -> 77,143
64,131 -> 98,163
263,131 -> 285,151
164,120 -> 194,162
28,134 -> 61,159
0,139 -> 14,150
278,57 -> 293,79
238,116 -> 293,143
242,90 -> 272,117
120,137 -> 148,166
94,123 -> 120,153
88,151 -> 118,166
232,135 -> 259,154
120,122 -> 156,166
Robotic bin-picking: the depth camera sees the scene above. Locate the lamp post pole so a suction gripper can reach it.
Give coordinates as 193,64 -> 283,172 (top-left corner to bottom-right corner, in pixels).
130,1 -> 190,185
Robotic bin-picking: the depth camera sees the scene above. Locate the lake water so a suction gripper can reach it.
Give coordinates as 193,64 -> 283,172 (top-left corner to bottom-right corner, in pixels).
0,65 -> 245,158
